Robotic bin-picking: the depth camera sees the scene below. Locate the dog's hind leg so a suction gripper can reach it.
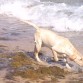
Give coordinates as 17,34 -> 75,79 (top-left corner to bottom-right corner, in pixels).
34,33 -> 43,63
34,43 -> 42,63
34,40 -> 49,66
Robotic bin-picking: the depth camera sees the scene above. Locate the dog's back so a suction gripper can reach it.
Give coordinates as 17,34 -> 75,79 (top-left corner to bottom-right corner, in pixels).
36,28 -> 67,48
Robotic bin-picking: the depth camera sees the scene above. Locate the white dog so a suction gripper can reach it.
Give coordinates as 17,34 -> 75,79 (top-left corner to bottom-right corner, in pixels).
23,20 -> 83,68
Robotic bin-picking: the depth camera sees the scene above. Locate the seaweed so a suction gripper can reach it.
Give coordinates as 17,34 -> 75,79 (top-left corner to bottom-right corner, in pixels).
8,52 -> 68,82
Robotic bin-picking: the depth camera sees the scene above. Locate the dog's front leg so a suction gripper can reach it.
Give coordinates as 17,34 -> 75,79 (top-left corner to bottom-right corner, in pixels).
51,47 -> 59,61
63,54 -> 71,69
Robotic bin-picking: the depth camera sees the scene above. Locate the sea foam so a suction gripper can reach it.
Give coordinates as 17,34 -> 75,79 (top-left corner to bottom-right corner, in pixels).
0,0 -> 83,32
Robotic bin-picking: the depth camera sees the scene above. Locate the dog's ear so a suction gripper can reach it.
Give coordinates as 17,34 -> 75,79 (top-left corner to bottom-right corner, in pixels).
80,56 -> 83,61
81,57 -> 83,60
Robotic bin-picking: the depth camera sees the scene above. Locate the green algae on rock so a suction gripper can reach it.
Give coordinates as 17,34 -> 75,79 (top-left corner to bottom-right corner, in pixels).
11,52 -> 38,68
9,52 -> 68,82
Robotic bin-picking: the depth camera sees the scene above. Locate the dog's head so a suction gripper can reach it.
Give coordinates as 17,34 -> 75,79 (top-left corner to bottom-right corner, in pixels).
69,53 -> 83,66
74,56 -> 83,66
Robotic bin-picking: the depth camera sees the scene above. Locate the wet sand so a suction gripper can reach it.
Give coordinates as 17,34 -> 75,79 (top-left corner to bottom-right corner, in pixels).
0,14 -> 83,83
0,15 -> 83,52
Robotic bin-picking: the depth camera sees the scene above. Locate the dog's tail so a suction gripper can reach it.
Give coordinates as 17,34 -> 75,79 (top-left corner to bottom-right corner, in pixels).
22,20 -> 39,30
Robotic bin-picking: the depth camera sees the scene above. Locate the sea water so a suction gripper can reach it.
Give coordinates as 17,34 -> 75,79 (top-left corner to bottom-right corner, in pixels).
0,0 -> 83,32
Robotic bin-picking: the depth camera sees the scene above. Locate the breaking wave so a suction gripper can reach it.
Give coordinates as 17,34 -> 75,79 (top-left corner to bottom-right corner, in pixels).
0,0 -> 83,32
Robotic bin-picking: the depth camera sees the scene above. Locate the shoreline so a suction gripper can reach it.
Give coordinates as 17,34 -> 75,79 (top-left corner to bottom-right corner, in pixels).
0,14 -> 83,51
0,14 -> 83,83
